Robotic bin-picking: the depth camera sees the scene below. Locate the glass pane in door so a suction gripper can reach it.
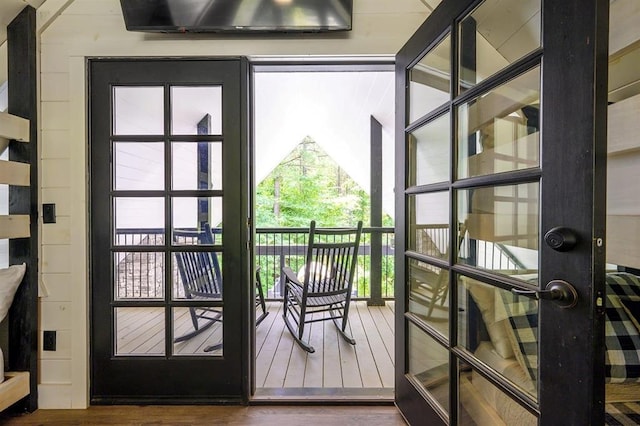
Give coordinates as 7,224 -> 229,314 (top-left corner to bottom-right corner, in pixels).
458,276 -> 538,398
457,67 -> 541,179
408,260 -> 449,335
172,197 -> 223,244
113,197 -> 165,246
173,307 -> 223,356
115,307 -> 165,356
172,141 -> 223,191
172,251 -> 223,301
408,113 -> 451,187
113,87 -> 164,135
458,0 -> 541,92
171,86 -> 223,135
114,252 -> 164,300
409,33 -> 451,123
408,192 -> 450,260
457,183 -> 539,281
408,322 -> 450,414
114,142 -> 164,191
458,359 -> 537,425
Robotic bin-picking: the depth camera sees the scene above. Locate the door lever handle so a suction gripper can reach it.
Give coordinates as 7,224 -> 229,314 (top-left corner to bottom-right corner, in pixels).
512,280 -> 578,308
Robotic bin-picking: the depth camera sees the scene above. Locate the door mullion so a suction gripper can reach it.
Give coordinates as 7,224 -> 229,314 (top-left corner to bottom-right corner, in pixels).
164,83 -> 173,358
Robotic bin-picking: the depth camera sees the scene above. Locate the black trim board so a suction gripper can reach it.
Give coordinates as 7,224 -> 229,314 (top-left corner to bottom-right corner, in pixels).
7,5 -> 39,413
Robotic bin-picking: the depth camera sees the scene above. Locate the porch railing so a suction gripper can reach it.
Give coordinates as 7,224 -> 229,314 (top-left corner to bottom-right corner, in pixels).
113,227 -> 396,304
256,227 -> 395,303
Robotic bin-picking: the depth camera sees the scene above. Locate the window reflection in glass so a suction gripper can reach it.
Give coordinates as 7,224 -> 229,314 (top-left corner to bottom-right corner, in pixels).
457,183 -> 539,282
409,34 -> 451,123
408,260 -> 449,336
408,322 -> 450,413
409,113 -> 450,187
458,359 -> 537,425
458,67 -> 540,180
408,192 -> 450,260
457,276 -> 538,400
459,0 -> 541,91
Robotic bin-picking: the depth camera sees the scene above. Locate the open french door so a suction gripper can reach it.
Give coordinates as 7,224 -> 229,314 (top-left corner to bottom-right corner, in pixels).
395,0 -> 608,424
90,58 -> 251,403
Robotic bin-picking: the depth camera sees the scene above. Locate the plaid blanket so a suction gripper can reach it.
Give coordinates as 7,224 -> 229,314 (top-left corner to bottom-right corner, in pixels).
606,402 -> 640,425
498,272 -> 640,383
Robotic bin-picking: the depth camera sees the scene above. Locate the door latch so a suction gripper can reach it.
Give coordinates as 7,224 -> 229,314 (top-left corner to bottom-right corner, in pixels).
512,280 -> 578,308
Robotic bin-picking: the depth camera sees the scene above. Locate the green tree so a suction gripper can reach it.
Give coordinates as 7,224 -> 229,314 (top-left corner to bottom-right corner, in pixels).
256,137 -> 383,227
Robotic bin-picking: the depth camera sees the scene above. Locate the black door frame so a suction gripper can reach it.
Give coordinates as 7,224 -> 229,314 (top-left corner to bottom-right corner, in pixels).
89,57 -> 252,404
395,0 -> 609,424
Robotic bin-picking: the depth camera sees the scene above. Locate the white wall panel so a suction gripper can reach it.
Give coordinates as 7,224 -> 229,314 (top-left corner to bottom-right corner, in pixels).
40,330 -> 71,360
41,101 -> 69,130
41,217 -> 71,245
40,273 -> 72,302
41,130 -> 72,160
41,158 -> 71,188
41,72 -> 69,102
40,360 -> 72,383
40,301 -> 72,330
41,188 -> 71,216
38,384 -> 72,409
39,43 -> 69,73
41,244 -> 71,274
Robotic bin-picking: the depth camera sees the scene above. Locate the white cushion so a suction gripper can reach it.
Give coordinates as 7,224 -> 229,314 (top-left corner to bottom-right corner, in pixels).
0,263 -> 26,322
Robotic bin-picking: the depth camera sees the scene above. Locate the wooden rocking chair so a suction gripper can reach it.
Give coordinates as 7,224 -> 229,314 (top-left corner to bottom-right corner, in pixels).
173,225 -> 223,352
282,220 -> 363,353
174,225 -> 269,352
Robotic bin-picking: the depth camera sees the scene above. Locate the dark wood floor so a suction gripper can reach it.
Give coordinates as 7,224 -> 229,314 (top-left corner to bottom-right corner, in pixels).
0,405 -> 407,425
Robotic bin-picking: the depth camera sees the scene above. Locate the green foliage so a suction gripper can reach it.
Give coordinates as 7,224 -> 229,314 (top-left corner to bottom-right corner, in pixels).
257,137 -> 386,227
255,136 -> 395,297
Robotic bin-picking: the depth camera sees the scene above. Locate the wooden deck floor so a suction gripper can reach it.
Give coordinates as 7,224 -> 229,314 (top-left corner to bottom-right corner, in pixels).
255,301 -> 395,399
115,301 -> 396,399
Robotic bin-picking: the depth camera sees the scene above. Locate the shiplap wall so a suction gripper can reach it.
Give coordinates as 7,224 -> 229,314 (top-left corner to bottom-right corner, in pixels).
36,0 -> 430,409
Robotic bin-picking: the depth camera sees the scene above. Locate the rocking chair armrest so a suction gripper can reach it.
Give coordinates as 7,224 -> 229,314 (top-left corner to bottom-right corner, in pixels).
282,266 -> 302,288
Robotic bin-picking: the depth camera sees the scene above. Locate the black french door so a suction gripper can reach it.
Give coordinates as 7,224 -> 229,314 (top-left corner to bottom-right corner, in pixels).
90,58 -> 250,402
395,0 -> 608,424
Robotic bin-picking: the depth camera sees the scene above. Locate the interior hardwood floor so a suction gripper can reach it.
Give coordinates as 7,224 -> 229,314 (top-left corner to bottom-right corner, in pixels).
0,405 -> 407,425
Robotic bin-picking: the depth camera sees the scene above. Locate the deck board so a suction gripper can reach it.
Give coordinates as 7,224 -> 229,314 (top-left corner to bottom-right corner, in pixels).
257,301 -> 395,392
354,302 -> 395,388
115,300 -> 395,394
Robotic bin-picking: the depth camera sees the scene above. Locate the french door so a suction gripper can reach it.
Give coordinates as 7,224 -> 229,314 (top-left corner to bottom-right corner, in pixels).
395,0 -> 608,424
90,59 -> 250,402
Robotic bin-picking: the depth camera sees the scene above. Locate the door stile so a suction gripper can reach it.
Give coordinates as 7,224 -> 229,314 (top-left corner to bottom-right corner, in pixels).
537,2 -> 609,424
